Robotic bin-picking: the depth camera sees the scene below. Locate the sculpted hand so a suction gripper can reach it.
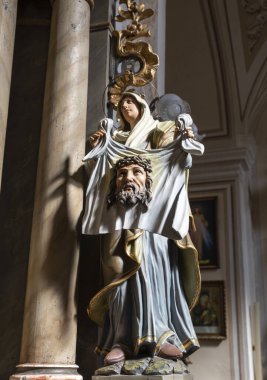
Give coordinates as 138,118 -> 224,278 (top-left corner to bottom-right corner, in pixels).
184,126 -> 194,139
175,114 -> 195,140
88,129 -> 106,148
174,125 -> 195,140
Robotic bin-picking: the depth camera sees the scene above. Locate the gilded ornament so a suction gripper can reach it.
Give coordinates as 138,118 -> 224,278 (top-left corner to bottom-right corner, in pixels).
109,0 -> 159,107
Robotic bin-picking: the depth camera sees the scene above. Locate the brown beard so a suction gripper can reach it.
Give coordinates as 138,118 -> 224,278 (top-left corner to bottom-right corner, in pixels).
107,157 -> 153,210
115,183 -> 151,209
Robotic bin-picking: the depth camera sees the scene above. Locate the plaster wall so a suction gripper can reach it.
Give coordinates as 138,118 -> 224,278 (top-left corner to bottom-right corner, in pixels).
165,0 -> 267,379
250,108 -> 267,380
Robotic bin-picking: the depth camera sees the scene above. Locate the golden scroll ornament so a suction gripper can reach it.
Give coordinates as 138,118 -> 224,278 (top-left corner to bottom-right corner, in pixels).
109,0 -> 159,108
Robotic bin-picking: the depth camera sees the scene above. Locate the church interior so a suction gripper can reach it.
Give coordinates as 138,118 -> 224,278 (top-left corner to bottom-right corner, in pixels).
1,1 -> 267,380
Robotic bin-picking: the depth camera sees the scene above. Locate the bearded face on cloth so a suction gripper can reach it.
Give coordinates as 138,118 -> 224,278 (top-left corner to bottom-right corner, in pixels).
82,91 -> 205,363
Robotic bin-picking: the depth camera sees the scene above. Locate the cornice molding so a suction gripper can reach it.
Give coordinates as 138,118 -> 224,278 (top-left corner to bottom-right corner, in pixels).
190,144 -> 256,184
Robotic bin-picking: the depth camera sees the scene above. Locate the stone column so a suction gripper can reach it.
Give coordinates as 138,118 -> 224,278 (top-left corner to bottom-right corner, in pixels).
0,0 -> 17,190
10,0 -> 93,379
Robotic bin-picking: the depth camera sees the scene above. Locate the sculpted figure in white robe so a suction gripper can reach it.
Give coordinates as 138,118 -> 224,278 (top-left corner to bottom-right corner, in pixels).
82,91 -> 204,366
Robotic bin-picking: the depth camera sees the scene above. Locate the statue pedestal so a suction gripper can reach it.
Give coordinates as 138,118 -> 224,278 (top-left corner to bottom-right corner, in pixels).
93,375 -> 193,380
92,357 -> 193,379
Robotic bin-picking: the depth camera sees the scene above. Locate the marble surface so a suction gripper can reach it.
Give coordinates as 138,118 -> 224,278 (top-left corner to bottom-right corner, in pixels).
10,364 -> 83,380
18,0 -> 90,366
10,375 -> 82,380
0,0 -> 17,187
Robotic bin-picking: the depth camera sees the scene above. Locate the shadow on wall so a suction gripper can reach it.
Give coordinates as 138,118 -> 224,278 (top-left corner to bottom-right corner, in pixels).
76,234 -> 101,378
39,158 -> 83,335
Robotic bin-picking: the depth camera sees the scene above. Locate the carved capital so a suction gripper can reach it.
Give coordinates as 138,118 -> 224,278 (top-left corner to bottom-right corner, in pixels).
242,0 -> 267,53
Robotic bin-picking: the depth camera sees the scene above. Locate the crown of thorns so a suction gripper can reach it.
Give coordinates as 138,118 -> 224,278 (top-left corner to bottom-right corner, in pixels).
114,155 -> 152,173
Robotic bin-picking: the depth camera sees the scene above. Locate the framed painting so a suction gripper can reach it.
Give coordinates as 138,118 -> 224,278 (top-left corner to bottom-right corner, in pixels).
190,196 -> 219,269
191,281 -> 226,340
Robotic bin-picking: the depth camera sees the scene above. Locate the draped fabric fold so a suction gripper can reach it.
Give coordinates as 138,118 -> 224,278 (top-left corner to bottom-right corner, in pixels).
82,118 -> 204,241
82,92 -> 204,358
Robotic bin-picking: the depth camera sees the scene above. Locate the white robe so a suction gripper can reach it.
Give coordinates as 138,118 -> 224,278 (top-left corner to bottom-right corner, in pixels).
82,92 -> 204,358
82,118 -> 204,240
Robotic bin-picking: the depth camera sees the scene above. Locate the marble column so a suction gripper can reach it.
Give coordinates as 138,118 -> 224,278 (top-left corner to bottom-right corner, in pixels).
10,0 -> 93,379
0,0 -> 17,190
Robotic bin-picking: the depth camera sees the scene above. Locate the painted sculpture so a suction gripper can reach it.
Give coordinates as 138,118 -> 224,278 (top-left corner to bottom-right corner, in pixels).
82,91 -> 204,373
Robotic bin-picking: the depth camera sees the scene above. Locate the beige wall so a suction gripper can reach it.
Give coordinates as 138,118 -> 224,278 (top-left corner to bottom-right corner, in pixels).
165,1 -> 267,379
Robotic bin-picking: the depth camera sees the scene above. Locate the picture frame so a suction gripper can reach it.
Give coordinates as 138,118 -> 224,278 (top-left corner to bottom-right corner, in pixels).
190,196 -> 219,269
191,281 -> 226,340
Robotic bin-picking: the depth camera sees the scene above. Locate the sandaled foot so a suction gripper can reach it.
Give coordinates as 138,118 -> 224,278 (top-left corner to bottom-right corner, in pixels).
158,342 -> 183,360
104,347 -> 125,366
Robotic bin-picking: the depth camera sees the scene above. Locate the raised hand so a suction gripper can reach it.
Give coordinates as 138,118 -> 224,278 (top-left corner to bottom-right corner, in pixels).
174,125 -> 195,140
88,129 -> 106,148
